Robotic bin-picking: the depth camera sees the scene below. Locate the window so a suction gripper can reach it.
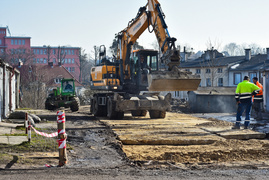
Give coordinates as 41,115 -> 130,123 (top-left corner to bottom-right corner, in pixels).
185,69 -> 190,72
0,49 -> 4,54
65,50 -> 67,54
206,78 -> 211,87
15,39 -> 17,45
196,69 -> 201,74
18,40 -> 21,45
249,72 -> 257,83
33,58 -> 36,64
44,49 -> 46,55
55,78 -> 62,84
44,58 -> 47,63
72,50 -> 74,55
37,58 -> 39,63
22,40 -> 25,45
11,39 -> 14,45
218,68 -> 223,73
33,49 -> 36,54
72,59 -> 74,63
68,50 -> 71,55
65,59 -> 68,63
218,78 -> 223,87
40,58 -> 43,63
0,39 -> 1,45
40,49 -> 43,55
53,49 -> 56,54
36,49 -> 39,54
68,59 -> 71,63
234,73 -> 241,85
53,58 -> 56,63
206,68 -> 211,73
71,67 -> 75,72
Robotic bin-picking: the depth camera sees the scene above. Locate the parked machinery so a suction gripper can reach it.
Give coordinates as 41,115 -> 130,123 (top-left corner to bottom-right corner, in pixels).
90,0 -> 200,119
45,78 -> 80,111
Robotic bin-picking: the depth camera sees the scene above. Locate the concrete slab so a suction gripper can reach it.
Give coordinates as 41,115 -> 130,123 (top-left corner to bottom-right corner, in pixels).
202,127 -> 266,140
0,136 -> 9,144
0,127 -> 12,135
7,136 -> 28,145
0,122 -> 20,128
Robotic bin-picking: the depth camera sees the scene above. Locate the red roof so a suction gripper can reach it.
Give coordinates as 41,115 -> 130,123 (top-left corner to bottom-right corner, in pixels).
16,64 -> 83,88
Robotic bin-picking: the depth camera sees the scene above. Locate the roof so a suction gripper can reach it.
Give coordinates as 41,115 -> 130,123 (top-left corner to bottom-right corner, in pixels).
229,54 -> 269,71
31,46 -> 81,49
15,64 -> 83,87
180,50 -> 269,72
180,55 -> 246,68
5,36 -> 31,39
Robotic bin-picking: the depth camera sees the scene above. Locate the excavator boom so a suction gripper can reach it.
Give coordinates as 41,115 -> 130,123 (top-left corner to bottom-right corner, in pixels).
116,0 -> 200,92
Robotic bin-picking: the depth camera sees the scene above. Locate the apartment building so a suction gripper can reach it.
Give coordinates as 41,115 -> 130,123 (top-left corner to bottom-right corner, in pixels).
0,27 -> 80,81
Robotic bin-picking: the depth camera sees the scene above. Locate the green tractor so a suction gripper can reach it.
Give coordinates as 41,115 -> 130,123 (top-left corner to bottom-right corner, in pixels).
45,78 -> 80,111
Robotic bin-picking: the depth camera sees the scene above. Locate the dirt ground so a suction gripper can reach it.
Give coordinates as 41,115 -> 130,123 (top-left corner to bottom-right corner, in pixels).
1,105 -> 269,179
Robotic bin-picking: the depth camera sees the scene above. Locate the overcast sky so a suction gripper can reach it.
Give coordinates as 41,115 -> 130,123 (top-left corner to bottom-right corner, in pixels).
1,0 -> 269,57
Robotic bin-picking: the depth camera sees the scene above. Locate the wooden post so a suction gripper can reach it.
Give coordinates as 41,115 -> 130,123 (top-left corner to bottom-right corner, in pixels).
57,110 -> 67,166
28,120 -> 31,142
25,112 -> 28,134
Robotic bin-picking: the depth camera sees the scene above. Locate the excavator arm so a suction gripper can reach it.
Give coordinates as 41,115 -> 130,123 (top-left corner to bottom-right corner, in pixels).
117,0 -> 179,70
116,0 -> 200,92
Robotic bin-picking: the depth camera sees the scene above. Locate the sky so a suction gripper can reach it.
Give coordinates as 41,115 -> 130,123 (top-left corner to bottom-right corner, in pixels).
1,0 -> 269,57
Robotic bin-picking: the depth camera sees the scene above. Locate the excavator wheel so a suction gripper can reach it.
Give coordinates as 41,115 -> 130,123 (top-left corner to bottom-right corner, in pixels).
149,110 -> 166,119
131,110 -> 147,117
107,97 -> 124,120
92,96 -> 103,116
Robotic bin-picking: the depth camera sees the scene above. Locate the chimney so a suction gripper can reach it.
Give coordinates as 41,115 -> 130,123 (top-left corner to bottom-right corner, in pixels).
245,49 -> 251,60
205,50 -> 210,60
267,48 -> 269,60
183,46 -> 188,62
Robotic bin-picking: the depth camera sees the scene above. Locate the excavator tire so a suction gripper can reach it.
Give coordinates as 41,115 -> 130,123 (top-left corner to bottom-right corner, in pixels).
70,97 -> 80,112
131,110 -> 147,117
149,110 -> 166,119
92,96 -> 103,116
107,97 -> 124,120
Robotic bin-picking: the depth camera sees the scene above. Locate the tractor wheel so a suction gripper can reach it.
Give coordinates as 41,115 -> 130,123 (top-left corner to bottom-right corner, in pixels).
149,110 -> 166,119
45,100 -> 55,110
107,97 -> 124,120
131,110 -> 147,117
70,97 -> 80,112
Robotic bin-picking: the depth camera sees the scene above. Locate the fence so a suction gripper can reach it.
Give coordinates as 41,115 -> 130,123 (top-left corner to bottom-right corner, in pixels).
25,111 -> 67,167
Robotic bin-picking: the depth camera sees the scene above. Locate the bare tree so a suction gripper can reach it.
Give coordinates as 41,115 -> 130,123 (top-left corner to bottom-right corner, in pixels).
0,47 -> 35,65
20,66 -> 47,109
205,38 -> 222,51
55,46 -> 66,65
199,48 -> 224,87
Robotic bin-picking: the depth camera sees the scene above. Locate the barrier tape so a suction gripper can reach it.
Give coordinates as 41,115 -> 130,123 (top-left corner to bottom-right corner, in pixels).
57,111 -> 66,123
30,125 -> 58,138
57,139 -> 66,149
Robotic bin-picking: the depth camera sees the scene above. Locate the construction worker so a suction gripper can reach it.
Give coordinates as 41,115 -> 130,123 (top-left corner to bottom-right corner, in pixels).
233,76 -> 260,129
252,77 -> 263,120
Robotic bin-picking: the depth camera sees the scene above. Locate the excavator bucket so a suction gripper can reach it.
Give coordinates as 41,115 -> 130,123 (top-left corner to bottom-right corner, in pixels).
147,68 -> 201,92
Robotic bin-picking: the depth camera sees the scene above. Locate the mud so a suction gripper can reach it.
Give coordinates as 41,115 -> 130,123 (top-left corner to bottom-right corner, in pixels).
1,105 -> 269,179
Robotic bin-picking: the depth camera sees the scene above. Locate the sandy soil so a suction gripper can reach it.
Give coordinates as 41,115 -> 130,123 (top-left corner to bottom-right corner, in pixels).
1,105 -> 269,179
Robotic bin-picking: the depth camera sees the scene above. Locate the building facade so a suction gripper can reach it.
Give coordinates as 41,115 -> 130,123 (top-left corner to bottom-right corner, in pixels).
0,27 -> 81,81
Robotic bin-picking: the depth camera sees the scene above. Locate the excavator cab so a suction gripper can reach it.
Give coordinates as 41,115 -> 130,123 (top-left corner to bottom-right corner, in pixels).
131,49 -> 159,91
131,49 -> 201,92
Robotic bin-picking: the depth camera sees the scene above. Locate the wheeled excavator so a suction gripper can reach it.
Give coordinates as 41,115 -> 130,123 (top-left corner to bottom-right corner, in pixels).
90,0 -> 201,119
